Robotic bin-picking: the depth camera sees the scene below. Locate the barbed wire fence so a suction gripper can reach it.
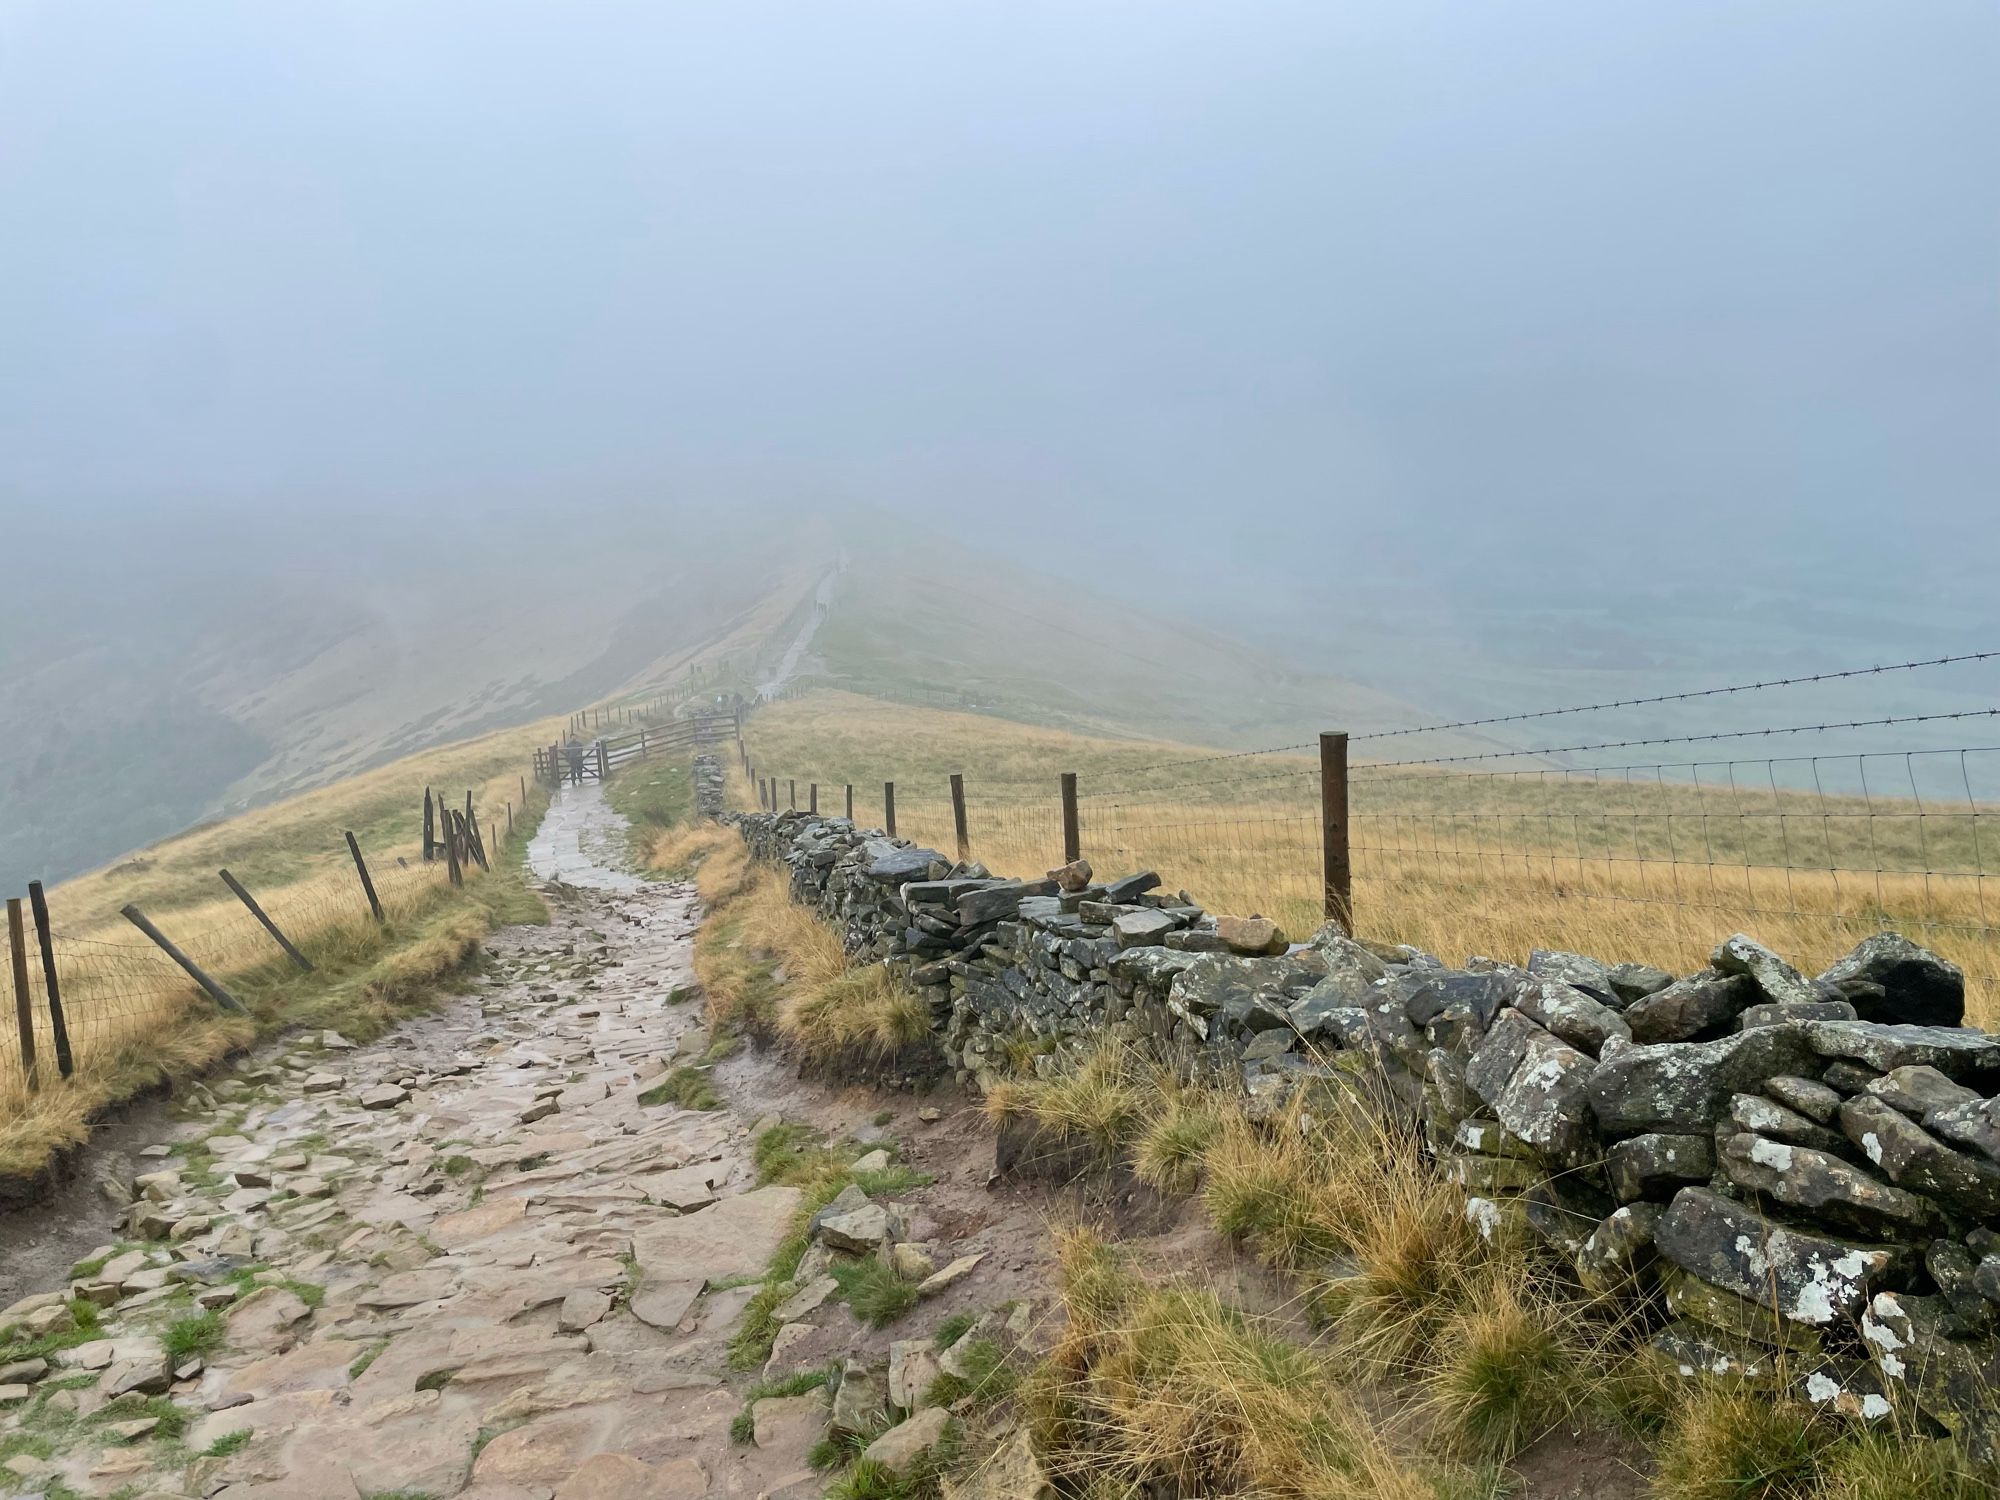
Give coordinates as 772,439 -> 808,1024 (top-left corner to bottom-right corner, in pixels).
739,651 -> 2000,1028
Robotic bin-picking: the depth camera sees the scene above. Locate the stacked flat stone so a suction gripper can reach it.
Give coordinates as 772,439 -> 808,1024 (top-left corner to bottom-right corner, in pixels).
691,754 -> 726,817
731,812 -> 2000,1463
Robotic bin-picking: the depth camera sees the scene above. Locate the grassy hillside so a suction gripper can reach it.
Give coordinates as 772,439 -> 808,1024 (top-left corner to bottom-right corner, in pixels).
803,541 -> 1465,752
0,714 -> 569,1180
742,690 -> 2000,1026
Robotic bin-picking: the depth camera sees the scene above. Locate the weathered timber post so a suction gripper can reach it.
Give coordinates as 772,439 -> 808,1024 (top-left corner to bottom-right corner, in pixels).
520,775 -> 528,805
789,779 -> 796,811
121,905 -> 246,1014
422,787 -> 436,862
809,783 -> 818,814
949,774 -> 970,861
465,804 -> 490,871
1320,731 -> 1352,933
219,869 -> 313,971
26,882 -> 71,1079
506,801 -> 514,837
345,832 -> 386,921
8,898 -> 38,1092
1060,772 -> 1081,864
885,782 -> 897,837
845,784 -> 854,820
596,741 -> 610,781
445,815 -> 464,887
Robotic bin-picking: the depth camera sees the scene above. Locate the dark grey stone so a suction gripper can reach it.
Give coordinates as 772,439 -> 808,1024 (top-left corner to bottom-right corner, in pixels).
1587,1024 -> 1820,1135
1712,933 -> 1821,1007
1624,971 -> 1757,1044
1764,1074 -> 1845,1124
1719,1133 -> 1936,1237
1817,933 -> 1967,1028
1926,1096 -> 2000,1165
1838,1094 -> 2000,1219
1608,962 -> 1677,1004
1516,979 -> 1631,1055
1607,1133 -> 1714,1203
1864,1065 -> 1979,1119
1655,1187 -> 1906,1328
1807,1020 -> 2000,1079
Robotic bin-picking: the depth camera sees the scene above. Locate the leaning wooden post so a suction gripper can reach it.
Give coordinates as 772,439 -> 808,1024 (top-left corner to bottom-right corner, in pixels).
445,815 -> 464,887
422,788 -> 436,862
345,832 -> 386,921
26,882 -> 71,1079
949,773 -> 970,861
465,805 -> 490,871
1320,731 -> 1352,933
7,898 -> 38,1093
121,905 -> 247,1014
219,869 -> 313,971
845,784 -> 854,820
884,781 -> 897,837
1060,772 -> 1081,864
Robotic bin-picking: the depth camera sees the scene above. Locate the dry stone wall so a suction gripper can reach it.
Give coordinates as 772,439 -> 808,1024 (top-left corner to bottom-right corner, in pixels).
729,808 -> 2000,1463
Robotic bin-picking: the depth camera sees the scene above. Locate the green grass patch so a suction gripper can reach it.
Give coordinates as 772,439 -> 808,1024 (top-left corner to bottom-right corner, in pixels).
829,1258 -> 920,1329
162,1312 -> 224,1364
638,1066 -> 723,1111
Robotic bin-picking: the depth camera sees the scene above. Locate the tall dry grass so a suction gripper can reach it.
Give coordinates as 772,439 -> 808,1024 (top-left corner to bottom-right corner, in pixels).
742,692 -> 2000,1027
2,738 -> 554,1175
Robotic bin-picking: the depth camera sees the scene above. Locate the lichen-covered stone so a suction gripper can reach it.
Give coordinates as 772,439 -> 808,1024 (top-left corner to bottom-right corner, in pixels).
1819,934 -> 1967,1028
1838,1095 -> 2000,1219
1655,1187 -> 1906,1329
1623,971 -> 1756,1044
1586,1026 -> 1819,1135
1606,1133 -> 1714,1203
1719,1133 -> 1937,1238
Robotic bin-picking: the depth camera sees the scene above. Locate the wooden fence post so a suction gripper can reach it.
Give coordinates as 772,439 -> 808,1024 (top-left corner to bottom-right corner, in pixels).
520,775 -> 528,805
950,773 -> 969,861
845,784 -> 854,820
1060,772 -> 1080,864
789,779 -> 796,811
7,898 -> 37,1093
885,782 -> 897,837
465,804 -> 490,871
219,869 -> 313,971
445,815 -> 464,887
345,832 -> 386,921
507,801 -> 515,837
121,905 -> 247,1014
809,783 -> 818,814
597,741 -> 610,781
26,882 -> 71,1079
422,788 -> 436,862
1320,731 -> 1352,933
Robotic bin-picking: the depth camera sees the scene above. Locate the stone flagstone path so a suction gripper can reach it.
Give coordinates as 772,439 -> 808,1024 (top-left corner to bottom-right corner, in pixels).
0,787 -> 825,1499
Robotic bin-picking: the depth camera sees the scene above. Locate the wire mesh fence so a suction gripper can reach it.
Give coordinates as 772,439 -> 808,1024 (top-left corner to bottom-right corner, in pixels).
739,729 -> 2000,1029
3,788 -> 532,1110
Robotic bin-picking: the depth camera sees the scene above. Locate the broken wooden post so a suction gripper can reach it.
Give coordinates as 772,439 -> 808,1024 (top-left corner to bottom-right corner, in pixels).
7,898 -> 38,1093
1320,731 -> 1352,932
345,832 -> 385,921
26,882 -> 71,1079
121,904 -> 246,1014
1060,772 -> 1081,864
422,788 -> 436,862
219,869 -> 313,971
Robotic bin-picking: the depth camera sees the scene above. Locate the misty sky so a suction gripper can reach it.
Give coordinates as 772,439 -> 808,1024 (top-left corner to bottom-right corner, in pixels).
2,1 -> 1995,692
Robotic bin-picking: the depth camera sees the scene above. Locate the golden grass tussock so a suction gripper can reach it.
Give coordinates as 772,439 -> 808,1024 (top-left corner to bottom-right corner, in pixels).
741,690 -> 2000,1027
682,825 -> 931,1066
1031,1228 -> 1467,1500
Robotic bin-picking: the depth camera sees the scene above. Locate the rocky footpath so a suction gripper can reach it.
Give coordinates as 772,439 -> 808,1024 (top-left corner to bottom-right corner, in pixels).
735,808 -> 2000,1467
0,787 -> 1038,1500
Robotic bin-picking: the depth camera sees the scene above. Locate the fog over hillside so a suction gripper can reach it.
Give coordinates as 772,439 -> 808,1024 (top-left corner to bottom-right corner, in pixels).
1,1 -> 1994,885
